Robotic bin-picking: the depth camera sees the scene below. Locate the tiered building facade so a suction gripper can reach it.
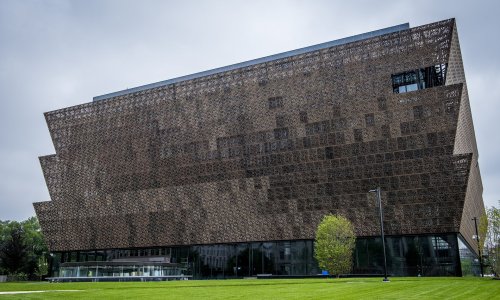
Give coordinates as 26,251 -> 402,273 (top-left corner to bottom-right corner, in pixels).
34,18 -> 484,280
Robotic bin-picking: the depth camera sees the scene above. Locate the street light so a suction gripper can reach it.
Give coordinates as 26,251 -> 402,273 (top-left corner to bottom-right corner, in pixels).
472,217 -> 484,277
369,187 -> 389,282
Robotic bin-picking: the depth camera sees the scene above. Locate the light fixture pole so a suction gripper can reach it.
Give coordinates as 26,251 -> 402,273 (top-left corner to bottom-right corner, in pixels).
370,187 -> 389,282
472,217 -> 484,277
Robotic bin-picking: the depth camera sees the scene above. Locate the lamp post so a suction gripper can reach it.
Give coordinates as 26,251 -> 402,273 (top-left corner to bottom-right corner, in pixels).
369,187 -> 389,282
472,217 -> 484,277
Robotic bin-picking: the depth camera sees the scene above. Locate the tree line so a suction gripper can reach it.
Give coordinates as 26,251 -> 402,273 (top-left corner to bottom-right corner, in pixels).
0,216 -> 48,280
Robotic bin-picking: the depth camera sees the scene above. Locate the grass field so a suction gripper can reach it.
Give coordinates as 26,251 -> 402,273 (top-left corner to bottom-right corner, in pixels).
0,277 -> 498,299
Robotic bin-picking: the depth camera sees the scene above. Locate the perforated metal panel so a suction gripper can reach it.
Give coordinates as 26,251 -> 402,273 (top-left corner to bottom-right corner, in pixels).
34,19 -> 484,254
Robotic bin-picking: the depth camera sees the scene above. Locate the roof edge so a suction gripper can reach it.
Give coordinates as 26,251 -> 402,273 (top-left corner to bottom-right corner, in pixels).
93,22 -> 409,102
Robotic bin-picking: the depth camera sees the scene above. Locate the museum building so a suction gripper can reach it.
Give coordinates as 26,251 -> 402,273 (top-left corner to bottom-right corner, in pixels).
34,18 -> 485,280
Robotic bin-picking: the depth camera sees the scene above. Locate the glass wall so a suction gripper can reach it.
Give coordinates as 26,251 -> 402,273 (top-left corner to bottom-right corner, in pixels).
391,64 -> 447,94
189,240 -> 317,278
353,234 -> 460,276
50,234 -> 471,280
51,240 -> 319,280
56,262 -> 187,281
458,235 -> 481,276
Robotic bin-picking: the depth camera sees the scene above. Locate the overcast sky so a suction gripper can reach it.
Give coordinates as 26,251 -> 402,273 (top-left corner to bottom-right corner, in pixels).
0,0 -> 499,221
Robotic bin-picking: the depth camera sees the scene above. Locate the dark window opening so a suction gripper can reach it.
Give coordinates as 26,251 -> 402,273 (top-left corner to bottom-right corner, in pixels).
299,111 -> 308,123
354,129 -> 363,142
268,96 -> 283,109
365,113 -> 375,127
305,121 -> 330,136
335,132 -> 345,144
332,105 -> 341,118
427,132 -> 437,146
400,122 -> 410,135
392,64 -> 447,94
413,105 -> 424,119
276,115 -> 286,127
325,147 -> 334,159
378,97 -> 387,110
302,137 -> 311,148
381,124 -> 390,138
274,128 -> 289,140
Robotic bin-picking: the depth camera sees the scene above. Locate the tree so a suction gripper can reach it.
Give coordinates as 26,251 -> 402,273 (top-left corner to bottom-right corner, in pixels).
21,217 -> 48,277
34,256 -> 49,280
22,217 -> 47,255
483,205 -> 500,277
0,217 -> 48,279
0,223 -> 28,274
479,213 -> 488,251
314,214 -> 356,277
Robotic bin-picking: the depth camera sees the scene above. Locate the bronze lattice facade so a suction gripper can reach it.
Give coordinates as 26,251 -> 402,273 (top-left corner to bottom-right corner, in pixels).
34,19 -> 484,278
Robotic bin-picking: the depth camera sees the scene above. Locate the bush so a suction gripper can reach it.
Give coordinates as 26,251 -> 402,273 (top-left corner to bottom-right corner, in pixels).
7,272 -> 28,282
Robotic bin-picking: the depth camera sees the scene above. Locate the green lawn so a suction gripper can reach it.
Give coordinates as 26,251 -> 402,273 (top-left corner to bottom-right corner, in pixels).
0,277 -> 498,299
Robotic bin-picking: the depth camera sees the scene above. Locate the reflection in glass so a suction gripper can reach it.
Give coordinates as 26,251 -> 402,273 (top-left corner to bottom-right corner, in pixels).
50,234 -> 477,280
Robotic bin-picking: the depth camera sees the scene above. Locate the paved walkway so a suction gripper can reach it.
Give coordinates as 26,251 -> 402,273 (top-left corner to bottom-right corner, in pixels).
0,290 -> 81,295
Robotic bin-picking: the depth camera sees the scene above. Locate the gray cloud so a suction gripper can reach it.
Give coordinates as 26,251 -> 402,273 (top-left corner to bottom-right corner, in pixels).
1,0 -> 499,220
